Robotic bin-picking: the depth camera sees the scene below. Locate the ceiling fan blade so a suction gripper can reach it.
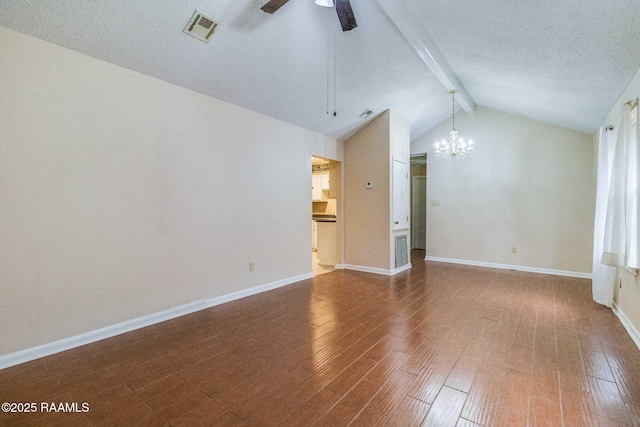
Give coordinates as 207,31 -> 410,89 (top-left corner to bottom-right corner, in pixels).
261,0 -> 290,14
335,0 -> 358,31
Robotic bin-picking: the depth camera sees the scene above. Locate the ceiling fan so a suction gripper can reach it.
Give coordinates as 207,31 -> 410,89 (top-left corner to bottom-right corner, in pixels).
261,0 -> 358,32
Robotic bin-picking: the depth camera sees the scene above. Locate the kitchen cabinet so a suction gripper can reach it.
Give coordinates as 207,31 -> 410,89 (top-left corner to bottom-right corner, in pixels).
316,220 -> 336,266
312,173 -> 330,202
312,175 -> 321,201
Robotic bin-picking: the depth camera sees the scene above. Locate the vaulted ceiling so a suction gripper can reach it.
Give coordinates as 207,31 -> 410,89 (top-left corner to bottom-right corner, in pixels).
2,0 -> 640,140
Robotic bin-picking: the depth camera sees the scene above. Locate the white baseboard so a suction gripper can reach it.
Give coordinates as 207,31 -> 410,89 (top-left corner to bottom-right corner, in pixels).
0,272 -> 313,371
612,302 -> 640,352
391,264 -> 412,275
424,256 -> 591,279
342,263 -> 412,276
593,297 -> 612,307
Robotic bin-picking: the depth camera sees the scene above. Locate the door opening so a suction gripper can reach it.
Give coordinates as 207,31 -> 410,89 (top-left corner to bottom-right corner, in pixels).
311,155 -> 341,276
410,155 -> 427,255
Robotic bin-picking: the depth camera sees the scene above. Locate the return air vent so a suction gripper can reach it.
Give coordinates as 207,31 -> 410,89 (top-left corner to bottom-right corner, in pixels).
358,109 -> 374,120
395,235 -> 408,268
183,10 -> 218,43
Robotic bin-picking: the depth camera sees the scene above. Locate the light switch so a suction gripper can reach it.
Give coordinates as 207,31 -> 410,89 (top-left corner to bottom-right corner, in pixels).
431,200 -> 440,206
365,181 -> 373,189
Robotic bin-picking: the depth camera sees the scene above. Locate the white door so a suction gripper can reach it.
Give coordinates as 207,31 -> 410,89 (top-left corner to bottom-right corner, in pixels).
392,159 -> 409,230
412,176 -> 426,249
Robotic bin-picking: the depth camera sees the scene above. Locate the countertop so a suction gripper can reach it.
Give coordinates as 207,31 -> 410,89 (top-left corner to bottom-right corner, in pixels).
313,214 -> 337,222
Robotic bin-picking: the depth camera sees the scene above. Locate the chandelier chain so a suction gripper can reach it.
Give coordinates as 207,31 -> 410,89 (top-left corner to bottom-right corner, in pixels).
452,90 -> 455,131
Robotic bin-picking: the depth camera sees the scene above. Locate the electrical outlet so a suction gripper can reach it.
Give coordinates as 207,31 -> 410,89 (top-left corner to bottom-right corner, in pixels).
249,262 -> 254,272
512,247 -> 517,254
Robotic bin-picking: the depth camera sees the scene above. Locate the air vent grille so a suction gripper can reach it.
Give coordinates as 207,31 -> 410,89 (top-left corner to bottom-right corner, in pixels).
358,109 -> 374,120
395,235 -> 408,268
198,16 -> 215,29
184,10 -> 218,43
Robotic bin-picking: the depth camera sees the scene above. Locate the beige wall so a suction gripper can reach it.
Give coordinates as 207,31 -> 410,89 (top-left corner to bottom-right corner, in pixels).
344,112 -> 391,269
412,106 -> 595,273
600,67 -> 640,334
343,110 -> 411,271
0,27 -> 343,356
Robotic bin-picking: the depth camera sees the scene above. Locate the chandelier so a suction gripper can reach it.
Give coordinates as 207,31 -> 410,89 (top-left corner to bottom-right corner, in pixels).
434,90 -> 474,160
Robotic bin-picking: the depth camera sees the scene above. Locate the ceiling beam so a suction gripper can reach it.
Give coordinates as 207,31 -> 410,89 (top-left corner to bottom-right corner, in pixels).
373,0 -> 476,114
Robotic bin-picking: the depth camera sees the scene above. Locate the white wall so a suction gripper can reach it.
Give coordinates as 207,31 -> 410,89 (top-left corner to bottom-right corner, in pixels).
412,106 -> 595,274
0,26 -> 343,356
598,67 -> 640,336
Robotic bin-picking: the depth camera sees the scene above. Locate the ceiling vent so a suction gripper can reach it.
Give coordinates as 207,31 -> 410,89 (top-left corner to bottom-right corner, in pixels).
358,109 -> 374,120
183,10 -> 218,43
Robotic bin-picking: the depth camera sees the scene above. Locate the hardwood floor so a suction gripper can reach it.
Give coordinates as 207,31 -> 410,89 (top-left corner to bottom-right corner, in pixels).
2,250 -> 640,426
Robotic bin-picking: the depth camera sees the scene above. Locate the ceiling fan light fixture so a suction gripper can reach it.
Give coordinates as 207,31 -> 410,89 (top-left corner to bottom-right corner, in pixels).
315,0 -> 335,7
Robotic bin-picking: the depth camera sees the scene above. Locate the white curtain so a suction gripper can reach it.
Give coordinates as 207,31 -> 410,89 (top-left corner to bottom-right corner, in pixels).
601,104 -> 640,269
602,107 -> 629,267
592,126 -> 616,306
593,104 -> 639,306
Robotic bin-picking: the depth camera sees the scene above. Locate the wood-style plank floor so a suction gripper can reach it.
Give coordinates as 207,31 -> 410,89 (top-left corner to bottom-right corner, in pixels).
2,250 -> 640,426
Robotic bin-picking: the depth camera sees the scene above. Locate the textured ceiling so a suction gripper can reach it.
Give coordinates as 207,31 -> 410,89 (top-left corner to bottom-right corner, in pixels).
405,0 -> 640,134
1,0 -> 639,140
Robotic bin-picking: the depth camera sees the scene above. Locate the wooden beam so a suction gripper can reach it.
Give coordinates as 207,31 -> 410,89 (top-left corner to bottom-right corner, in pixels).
373,0 -> 476,114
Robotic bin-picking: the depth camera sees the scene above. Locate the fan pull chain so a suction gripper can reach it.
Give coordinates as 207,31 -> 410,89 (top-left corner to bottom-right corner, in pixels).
333,24 -> 337,117
324,16 -> 338,118
326,18 -> 330,116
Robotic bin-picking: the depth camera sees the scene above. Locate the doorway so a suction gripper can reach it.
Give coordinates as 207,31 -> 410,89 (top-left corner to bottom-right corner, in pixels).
410,155 -> 427,254
311,156 -> 341,276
